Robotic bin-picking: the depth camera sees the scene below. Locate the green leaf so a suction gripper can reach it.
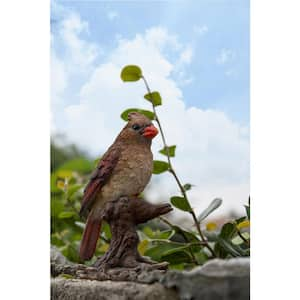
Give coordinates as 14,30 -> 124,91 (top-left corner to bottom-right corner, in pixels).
169,263 -> 186,270
159,145 -> 176,157
162,250 -> 192,264
226,238 -> 248,256
162,245 -> 189,256
143,226 -> 155,239
145,240 -> 190,263
232,232 -> 250,245
214,222 -> 238,258
194,251 -> 209,265
51,173 -> 64,194
51,198 -> 64,217
102,221 -> 112,240
144,91 -> 162,106
120,65 -> 142,82
51,233 -> 65,247
56,170 -> 73,179
143,227 -> 174,240
198,198 -> 222,222
183,183 -> 193,191
144,241 -> 180,261
189,243 -> 202,253
170,196 -> 192,212
144,245 -> 165,261
67,184 -> 83,198
61,244 -> 80,262
58,158 -> 94,174
156,230 -> 175,240
216,238 -> 241,257
219,222 -> 237,239
160,218 -> 199,242
58,211 -> 76,219
121,108 -> 155,121
152,160 -> 170,174
176,227 -> 199,243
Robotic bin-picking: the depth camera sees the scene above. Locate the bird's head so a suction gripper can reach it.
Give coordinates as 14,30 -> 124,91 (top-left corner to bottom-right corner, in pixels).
120,112 -> 158,144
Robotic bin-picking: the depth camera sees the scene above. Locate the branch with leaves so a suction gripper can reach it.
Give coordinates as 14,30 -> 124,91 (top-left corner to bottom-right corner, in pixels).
119,65 -> 250,265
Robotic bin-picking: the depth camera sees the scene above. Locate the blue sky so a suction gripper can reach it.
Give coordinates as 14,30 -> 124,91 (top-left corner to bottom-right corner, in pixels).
52,0 -> 249,125
51,0 -> 249,217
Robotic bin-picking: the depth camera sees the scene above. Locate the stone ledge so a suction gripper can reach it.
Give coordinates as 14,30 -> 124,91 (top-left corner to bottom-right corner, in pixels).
161,258 -> 250,300
51,278 -> 179,300
51,246 -> 250,300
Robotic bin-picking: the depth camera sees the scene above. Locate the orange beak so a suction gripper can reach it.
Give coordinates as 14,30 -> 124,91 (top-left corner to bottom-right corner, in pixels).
142,125 -> 158,139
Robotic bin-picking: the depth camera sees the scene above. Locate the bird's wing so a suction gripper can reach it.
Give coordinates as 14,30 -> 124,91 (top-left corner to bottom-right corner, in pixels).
79,146 -> 120,219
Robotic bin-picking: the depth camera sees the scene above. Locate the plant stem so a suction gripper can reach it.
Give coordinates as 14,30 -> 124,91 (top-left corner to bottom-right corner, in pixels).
142,76 -> 216,258
151,238 -> 209,247
141,76 -> 172,166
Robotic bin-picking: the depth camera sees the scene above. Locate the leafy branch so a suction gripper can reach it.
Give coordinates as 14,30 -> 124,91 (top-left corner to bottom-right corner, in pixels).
141,75 -> 216,257
121,65 -> 218,257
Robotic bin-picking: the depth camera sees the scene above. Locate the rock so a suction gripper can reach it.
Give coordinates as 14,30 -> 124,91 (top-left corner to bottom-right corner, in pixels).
51,246 -> 250,300
160,258 -> 250,300
51,245 -> 82,277
51,245 -> 73,266
51,278 -> 179,300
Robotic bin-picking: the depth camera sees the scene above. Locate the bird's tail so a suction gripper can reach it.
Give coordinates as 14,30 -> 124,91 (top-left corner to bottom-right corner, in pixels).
79,214 -> 102,261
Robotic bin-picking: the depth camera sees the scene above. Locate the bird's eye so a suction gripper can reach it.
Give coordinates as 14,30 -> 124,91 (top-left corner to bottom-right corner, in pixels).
132,124 -> 141,131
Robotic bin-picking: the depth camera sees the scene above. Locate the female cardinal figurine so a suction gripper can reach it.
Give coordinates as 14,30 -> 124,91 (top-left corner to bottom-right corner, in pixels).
79,112 -> 158,261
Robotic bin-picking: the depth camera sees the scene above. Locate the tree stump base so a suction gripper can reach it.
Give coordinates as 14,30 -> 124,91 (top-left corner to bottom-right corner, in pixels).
76,196 -> 173,281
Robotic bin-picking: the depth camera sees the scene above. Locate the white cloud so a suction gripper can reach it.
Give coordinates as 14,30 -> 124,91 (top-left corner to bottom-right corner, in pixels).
51,3 -> 102,132
172,45 -> 194,86
51,3 -> 100,76
51,2 -> 249,218
176,72 -> 194,86
59,13 -> 99,69
107,10 -> 119,21
193,25 -> 208,36
53,26 -> 249,218
51,52 -> 67,101
178,45 -> 193,65
143,27 -> 181,51
216,48 -> 235,65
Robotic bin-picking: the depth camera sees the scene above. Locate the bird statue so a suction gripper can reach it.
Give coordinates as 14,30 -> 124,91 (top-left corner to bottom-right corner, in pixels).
79,112 -> 159,261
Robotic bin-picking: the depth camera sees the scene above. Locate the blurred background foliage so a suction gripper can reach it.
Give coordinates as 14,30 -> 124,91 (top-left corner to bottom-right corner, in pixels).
51,133 -> 250,269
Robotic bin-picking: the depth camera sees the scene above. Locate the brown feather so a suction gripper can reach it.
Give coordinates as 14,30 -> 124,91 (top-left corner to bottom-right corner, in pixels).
79,215 -> 102,260
80,146 -> 120,219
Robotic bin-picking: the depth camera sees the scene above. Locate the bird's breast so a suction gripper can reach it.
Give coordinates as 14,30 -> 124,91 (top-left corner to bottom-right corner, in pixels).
100,148 -> 153,200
